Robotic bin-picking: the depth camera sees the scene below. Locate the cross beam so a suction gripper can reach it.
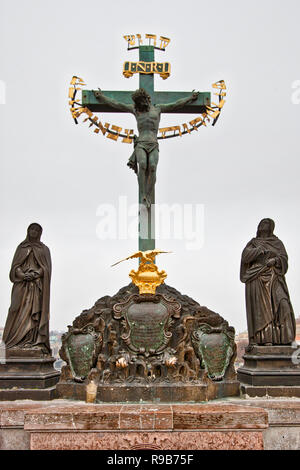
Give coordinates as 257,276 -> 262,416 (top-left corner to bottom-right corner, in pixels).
82,90 -> 210,114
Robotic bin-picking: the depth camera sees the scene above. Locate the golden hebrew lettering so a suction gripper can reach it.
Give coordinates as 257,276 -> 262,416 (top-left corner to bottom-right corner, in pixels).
136,34 -> 143,45
96,121 -> 108,135
189,116 -> 205,130
206,107 -> 220,120
212,80 -> 226,90
107,124 -> 122,141
70,76 -> 85,86
83,108 -> 93,122
69,100 -> 81,106
159,126 -> 182,138
214,92 -> 227,98
159,36 -> 171,49
211,99 -> 225,109
123,35 -> 136,46
89,116 -> 98,127
182,123 -> 191,134
71,107 -> 87,118
122,129 -> 134,143
68,88 -> 75,99
145,34 -> 157,46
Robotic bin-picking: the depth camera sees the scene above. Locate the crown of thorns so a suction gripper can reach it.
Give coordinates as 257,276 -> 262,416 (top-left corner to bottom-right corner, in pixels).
132,88 -> 151,103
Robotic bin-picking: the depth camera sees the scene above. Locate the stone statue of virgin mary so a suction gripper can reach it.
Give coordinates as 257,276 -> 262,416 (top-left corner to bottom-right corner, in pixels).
3,223 -> 52,354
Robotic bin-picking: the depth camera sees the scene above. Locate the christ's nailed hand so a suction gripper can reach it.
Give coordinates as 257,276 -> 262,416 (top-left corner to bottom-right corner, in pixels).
94,88 -> 103,99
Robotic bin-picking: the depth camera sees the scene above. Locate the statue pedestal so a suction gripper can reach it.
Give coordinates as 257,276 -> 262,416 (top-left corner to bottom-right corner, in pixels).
0,348 -> 60,401
56,284 -> 240,403
237,345 -> 300,397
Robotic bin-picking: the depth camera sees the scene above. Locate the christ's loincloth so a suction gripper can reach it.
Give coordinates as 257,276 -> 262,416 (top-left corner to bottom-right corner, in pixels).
127,140 -> 159,174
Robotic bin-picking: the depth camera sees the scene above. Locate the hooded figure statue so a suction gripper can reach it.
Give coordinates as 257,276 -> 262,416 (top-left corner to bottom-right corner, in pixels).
3,223 -> 52,353
240,218 -> 296,346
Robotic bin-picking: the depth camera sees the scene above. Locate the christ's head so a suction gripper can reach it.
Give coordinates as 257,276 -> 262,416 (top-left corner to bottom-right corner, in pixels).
132,88 -> 151,112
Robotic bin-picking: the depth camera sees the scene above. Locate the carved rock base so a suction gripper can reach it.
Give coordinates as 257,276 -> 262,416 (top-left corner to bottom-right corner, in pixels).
238,345 -> 300,397
57,283 -> 239,402
0,348 -> 60,401
56,380 -> 240,403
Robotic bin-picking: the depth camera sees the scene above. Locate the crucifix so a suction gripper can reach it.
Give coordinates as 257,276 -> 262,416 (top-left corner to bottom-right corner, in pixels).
79,36 -> 214,252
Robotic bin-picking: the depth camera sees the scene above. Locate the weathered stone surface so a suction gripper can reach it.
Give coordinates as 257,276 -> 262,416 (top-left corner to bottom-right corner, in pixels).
4,398 -> 300,450
0,349 -> 60,400
238,345 -> 300,397
227,398 -> 300,425
56,380 -> 240,403
263,426 -> 300,450
240,385 -> 300,398
0,429 -> 30,450
29,430 -> 264,450
0,386 -> 58,401
172,404 -> 268,429
23,403 -> 267,432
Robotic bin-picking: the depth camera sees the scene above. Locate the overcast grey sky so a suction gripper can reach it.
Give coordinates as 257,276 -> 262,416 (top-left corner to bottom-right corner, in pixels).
0,0 -> 299,334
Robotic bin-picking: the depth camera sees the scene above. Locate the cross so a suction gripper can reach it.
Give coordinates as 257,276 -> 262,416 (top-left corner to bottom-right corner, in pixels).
81,44 -> 211,252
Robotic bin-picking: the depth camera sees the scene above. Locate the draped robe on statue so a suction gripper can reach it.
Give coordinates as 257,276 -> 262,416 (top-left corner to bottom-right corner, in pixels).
3,236 -> 52,353
240,235 -> 295,345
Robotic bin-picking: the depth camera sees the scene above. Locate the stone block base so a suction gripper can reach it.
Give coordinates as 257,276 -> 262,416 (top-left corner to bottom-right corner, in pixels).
0,348 -> 60,400
0,386 -> 58,401
56,380 -> 240,403
240,384 -> 300,398
237,345 -> 300,397
22,402 -> 267,450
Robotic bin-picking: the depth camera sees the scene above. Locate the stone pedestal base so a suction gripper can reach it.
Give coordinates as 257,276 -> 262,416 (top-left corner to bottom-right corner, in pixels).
22,402 -> 267,450
56,380 -> 240,403
0,348 -> 60,401
4,398 -> 300,450
237,345 -> 300,397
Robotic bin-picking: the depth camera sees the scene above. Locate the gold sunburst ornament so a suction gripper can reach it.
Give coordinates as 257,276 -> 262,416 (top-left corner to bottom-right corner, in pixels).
111,249 -> 171,294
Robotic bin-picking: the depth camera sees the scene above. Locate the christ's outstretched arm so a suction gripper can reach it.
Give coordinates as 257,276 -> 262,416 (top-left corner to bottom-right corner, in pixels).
157,91 -> 199,113
93,89 -> 134,113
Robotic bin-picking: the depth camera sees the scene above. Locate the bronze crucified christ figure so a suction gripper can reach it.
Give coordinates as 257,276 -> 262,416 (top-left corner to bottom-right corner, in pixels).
94,88 -> 199,208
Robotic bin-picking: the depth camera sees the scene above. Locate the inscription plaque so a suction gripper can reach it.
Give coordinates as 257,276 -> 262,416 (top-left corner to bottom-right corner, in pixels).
113,294 -> 181,355
127,302 -> 169,352
192,324 -> 234,381
61,325 -> 102,382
